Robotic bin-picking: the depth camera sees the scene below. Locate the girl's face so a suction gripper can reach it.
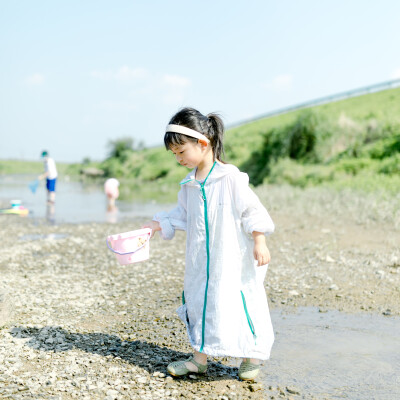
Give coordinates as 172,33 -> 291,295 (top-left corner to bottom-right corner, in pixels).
170,140 -> 205,169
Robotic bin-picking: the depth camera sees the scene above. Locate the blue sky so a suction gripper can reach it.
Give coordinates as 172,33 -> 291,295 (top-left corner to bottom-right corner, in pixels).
1,0 -> 400,162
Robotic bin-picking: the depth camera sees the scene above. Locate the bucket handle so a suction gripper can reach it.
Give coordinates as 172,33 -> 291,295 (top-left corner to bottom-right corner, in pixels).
106,232 -> 151,256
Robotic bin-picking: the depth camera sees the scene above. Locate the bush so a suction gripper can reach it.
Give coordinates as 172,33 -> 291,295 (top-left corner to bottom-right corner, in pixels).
288,111 -> 319,160
241,111 -> 324,185
368,134 -> 400,159
333,158 -> 376,175
379,154 -> 400,175
267,158 -> 335,187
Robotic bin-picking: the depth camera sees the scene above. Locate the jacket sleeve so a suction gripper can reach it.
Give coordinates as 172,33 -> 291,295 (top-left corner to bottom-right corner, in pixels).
153,187 -> 187,240
231,172 -> 275,236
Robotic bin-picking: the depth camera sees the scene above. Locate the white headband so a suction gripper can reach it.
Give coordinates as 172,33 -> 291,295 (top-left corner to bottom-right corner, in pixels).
166,124 -> 210,143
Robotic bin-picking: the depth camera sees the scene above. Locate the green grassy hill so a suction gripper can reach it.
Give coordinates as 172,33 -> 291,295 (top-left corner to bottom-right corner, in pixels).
101,86 -> 400,193
2,86 -> 399,196
0,160 -> 82,176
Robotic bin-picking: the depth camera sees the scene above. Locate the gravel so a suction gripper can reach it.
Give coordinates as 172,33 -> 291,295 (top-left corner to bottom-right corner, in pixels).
0,185 -> 399,399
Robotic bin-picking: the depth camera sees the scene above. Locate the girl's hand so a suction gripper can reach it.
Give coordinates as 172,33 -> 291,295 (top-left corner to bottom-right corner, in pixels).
252,231 -> 271,266
142,220 -> 161,238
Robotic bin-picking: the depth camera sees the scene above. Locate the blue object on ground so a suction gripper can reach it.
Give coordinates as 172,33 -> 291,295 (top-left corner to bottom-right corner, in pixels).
29,180 -> 39,194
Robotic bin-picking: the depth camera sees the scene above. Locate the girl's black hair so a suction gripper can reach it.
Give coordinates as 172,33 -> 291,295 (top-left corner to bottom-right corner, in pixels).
164,107 -> 225,161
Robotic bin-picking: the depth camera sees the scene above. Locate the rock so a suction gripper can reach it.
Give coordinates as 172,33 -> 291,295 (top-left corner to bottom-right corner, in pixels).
106,389 -> 119,399
286,386 -> 301,395
248,383 -> 263,392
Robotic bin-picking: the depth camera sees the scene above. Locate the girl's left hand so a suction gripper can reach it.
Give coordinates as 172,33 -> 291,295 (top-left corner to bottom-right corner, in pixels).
252,232 -> 271,266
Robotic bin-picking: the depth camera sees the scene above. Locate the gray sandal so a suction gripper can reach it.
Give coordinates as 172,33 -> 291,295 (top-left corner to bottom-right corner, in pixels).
167,356 -> 207,377
238,359 -> 261,381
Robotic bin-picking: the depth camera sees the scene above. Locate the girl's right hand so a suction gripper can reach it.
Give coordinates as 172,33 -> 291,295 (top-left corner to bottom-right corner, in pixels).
142,220 -> 161,238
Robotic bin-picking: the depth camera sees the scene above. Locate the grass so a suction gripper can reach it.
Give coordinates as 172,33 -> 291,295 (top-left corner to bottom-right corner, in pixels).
1,86 -> 399,196
229,87 -> 400,192
0,159 -> 99,177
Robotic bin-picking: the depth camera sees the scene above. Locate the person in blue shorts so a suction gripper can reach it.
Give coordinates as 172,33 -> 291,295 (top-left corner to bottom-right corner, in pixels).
38,150 -> 58,204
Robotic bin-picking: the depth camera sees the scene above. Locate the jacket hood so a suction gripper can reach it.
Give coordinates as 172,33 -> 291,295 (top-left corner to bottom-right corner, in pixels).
180,161 -> 242,186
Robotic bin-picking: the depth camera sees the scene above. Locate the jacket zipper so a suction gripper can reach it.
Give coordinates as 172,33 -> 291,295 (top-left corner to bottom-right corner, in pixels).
179,161 -> 217,353
198,161 -> 216,353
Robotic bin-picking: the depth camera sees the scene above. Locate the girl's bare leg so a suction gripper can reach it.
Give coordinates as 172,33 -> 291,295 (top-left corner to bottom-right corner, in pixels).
243,358 -> 261,364
185,350 -> 207,372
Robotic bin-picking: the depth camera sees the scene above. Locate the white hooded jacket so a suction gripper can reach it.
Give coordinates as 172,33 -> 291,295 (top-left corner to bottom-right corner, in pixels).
154,161 -> 275,359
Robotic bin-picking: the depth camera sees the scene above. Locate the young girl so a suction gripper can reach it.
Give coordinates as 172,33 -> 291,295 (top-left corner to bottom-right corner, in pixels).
143,108 -> 275,381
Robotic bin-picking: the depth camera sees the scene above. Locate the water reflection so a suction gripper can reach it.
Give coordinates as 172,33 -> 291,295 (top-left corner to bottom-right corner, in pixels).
0,175 -> 176,224
106,203 -> 119,224
46,202 -> 56,224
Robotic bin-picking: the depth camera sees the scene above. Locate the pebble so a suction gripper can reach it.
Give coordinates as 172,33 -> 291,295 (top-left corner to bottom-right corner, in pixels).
248,383 -> 263,392
0,187 -> 399,400
286,386 -> 301,395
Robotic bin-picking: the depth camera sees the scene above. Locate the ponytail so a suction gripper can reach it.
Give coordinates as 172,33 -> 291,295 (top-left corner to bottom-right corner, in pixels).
165,107 -> 225,162
206,112 -> 225,161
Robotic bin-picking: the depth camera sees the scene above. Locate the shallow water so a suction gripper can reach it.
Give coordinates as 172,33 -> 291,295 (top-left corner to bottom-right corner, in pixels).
264,307 -> 400,399
0,175 -> 173,224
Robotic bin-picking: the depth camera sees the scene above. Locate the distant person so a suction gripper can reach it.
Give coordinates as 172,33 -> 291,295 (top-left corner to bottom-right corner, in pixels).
104,178 -> 120,212
38,150 -> 58,204
142,108 -> 275,381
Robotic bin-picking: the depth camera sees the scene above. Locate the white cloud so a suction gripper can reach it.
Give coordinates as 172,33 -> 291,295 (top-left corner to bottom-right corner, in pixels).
25,73 -> 45,85
391,68 -> 400,79
264,74 -> 293,91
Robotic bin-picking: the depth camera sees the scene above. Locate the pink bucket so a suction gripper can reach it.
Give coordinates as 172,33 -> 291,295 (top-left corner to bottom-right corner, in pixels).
106,228 -> 152,265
